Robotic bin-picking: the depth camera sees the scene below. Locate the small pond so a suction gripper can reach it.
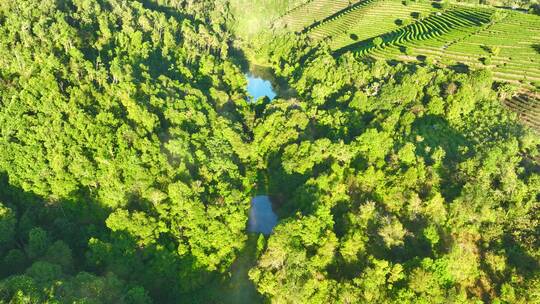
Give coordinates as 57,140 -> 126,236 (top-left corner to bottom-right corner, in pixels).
248,196 -> 278,235
246,74 -> 277,101
244,64 -> 296,102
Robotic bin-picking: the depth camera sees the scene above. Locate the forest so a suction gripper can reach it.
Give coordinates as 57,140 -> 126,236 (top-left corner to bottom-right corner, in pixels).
0,0 -> 538,303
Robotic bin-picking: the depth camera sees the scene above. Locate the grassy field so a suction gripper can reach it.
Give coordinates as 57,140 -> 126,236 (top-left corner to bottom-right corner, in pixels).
273,0 -> 540,131
273,0 -> 362,32
229,0 -> 311,37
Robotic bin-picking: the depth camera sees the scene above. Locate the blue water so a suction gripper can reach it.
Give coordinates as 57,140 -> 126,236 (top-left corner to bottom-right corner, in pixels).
248,196 -> 278,235
246,74 -> 276,101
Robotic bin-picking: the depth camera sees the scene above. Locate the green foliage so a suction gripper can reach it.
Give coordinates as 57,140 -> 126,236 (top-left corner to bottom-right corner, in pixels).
27,228 -> 51,260
247,27 -> 540,304
373,37 -> 384,47
0,0 -> 538,303
423,225 -> 440,247
0,208 -> 151,303
439,2 -> 450,10
0,0 -> 252,301
378,217 -> 407,248
0,203 -> 15,248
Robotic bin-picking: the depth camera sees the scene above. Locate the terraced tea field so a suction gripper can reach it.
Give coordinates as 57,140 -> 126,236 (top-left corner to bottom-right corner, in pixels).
337,8 -> 494,55
504,93 -> 540,132
360,10 -> 540,86
274,0 -> 540,131
274,0 -> 539,86
307,0 -> 437,49
274,0 -> 362,32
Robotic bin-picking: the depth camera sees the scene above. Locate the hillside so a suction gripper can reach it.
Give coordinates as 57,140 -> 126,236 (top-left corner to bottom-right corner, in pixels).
0,0 -> 538,303
228,0 -> 311,36
273,0 -> 540,131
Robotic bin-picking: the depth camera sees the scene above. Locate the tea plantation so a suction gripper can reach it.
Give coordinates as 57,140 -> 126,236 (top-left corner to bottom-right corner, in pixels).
275,0 -> 540,130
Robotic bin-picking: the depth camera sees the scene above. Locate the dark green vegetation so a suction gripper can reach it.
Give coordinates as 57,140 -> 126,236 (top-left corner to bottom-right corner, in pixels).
0,0 -> 539,303
0,0 -> 253,302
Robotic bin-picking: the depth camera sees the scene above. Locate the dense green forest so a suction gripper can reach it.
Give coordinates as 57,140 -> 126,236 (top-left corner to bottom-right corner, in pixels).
0,0 -> 539,303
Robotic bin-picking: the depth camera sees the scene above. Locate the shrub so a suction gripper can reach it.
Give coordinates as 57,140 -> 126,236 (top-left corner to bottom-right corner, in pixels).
400,46 -> 411,55
433,2 -> 449,9
496,83 -> 517,99
489,46 -> 501,56
530,4 -> 540,15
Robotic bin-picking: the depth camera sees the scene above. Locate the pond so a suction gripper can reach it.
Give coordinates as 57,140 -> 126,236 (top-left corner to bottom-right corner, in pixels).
245,64 -> 296,102
246,74 -> 277,101
248,196 -> 278,235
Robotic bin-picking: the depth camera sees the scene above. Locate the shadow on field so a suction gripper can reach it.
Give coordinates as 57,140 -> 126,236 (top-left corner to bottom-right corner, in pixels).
448,62 -> 470,73
532,44 -> 540,54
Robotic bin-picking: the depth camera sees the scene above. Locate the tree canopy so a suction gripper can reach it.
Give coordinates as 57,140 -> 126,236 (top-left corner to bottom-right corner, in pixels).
0,0 -> 538,303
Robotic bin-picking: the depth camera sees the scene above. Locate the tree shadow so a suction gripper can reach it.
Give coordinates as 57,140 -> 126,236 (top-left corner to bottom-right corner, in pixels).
0,173 -> 247,302
263,155 -> 318,217
399,46 -> 409,54
136,0 -> 190,24
185,234 -> 263,304
432,2 -> 444,9
0,173 -> 111,262
480,45 -> 493,54
532,44 -> 540,54
228,45 -> 250,74
501,233 -> 540,278
448,62 -> 470,73
410,115 -> 472,199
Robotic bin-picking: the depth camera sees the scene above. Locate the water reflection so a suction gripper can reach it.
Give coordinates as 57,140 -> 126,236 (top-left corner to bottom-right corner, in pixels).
248,196 -> 278,235
246,74 -> 277,101
244,64 -> 296,102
